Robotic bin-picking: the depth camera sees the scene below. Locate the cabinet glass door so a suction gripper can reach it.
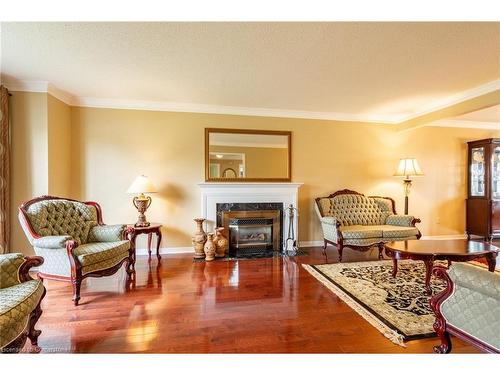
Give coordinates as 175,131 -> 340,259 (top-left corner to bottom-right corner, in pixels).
492,146 -> 500,199
471,147 -> 485,196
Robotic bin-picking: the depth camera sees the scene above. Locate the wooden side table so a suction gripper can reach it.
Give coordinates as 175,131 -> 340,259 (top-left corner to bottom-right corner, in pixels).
128,223 -> 163,260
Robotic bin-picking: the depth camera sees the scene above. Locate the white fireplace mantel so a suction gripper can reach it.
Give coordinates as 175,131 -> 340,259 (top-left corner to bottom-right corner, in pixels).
198,182 -> 303,249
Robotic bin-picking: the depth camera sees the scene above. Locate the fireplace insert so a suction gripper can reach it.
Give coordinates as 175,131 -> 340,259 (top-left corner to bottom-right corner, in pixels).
228,218 -> 274,257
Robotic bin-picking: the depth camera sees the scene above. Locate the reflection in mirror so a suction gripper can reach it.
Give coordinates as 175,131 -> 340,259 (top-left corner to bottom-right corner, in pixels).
206,129 -> 291,181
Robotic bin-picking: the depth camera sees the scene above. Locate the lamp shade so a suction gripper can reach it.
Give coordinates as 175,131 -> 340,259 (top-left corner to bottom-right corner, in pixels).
126,175 -> 157,194
394,158 -> 424,178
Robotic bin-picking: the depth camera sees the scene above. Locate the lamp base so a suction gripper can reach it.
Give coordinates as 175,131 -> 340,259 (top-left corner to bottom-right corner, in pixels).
132,195 -> 152,228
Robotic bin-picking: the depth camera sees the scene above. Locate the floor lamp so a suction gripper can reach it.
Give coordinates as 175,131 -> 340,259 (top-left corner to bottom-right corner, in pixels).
394,158 -> 424,215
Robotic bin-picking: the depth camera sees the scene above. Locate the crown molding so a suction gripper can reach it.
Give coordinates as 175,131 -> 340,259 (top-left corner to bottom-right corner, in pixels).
47,83 -> 75,105
3,80 -> 75,105
72,96 -> 396,123
3,78 -> 499,126
396,79 -> 500,123
2,80 -> 49,93
428,119 -> 500,130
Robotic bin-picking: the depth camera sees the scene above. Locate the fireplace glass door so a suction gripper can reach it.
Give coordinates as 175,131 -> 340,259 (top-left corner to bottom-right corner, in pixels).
229,218 -> 274,257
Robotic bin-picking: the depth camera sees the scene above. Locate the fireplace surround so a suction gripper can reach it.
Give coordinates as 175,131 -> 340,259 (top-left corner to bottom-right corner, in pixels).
198,182 -> 302,252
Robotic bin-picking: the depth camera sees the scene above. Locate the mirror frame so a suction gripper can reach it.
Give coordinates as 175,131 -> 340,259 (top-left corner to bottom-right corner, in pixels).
205,128 -> 292,182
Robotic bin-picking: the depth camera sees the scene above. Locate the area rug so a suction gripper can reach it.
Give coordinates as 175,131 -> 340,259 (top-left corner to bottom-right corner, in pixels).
302,260 -> 447,347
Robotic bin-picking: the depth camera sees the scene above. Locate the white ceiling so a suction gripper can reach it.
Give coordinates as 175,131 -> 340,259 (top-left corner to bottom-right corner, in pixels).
1,22 -> 500,123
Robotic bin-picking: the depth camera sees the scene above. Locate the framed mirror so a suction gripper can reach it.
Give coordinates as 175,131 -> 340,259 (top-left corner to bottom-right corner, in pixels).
205,128 -> 291,182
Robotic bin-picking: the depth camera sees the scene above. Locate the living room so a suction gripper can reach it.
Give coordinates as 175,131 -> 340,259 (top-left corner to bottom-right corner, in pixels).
1,1 -> 499,372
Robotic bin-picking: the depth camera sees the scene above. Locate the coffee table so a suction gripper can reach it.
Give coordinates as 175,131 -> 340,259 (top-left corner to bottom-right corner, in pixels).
384,239 -> 499,295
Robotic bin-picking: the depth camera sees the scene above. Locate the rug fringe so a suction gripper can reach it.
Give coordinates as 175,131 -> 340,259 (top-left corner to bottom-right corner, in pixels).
302,264 -> 407,347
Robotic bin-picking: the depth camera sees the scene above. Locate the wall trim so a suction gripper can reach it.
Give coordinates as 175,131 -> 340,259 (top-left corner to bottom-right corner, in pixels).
4,78 -> 499,126
135,247 -> 193,256
427,119 -> 500,130
71,96 -> 396,123
145,235 -> 469,255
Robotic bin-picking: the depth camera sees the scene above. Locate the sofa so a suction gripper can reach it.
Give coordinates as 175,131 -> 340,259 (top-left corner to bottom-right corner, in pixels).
0,253 -> 46,353
430,263 -> 500,353
315,189 -> 421,261
18,196 -> 135,305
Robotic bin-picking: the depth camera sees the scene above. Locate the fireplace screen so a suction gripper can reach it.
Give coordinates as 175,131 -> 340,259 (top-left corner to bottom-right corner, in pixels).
229,218 -> 274,256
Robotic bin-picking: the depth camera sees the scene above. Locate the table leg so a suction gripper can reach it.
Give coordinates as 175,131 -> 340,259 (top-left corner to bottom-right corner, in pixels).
486,253 -> 496,272
147,233 -> 153,257
156,229 -> 162,260
392,258 -> 398,278
424,260 -> 433,295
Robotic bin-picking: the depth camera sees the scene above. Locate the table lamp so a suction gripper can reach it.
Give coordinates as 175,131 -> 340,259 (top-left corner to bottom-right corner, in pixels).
126,175 -> 157,227
394,158 -> 424,215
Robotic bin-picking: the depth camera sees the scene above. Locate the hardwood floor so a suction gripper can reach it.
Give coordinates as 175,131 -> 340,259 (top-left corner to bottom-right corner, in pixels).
26,247 -> 478,353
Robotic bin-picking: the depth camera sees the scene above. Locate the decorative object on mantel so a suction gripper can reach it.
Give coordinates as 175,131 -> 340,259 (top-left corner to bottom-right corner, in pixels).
284,204 -> 299,254
214,227 -> 228,258
204,233 -> 216,261
192,218 -> 207,259
394,158 -> 424,215
302,260 -> 447,347
127,175 -> 157,227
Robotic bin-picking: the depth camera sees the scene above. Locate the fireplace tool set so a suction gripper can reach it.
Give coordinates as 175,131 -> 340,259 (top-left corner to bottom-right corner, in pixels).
284,204 -> 299,255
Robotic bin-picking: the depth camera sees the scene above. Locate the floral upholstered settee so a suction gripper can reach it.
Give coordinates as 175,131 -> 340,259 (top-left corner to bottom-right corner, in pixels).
18,196 -> 135,305
0,253 -> 46,353
430,263 -> 500,354
315,189 -> 421,261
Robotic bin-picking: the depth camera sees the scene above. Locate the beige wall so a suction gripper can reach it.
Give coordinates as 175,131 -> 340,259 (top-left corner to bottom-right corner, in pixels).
8,94 -> 500,254
9,92 -> 72,254
10,91 -> 49,254
48,94 -> 72,196
209,145 -> 288,178
68,106 -> 500,250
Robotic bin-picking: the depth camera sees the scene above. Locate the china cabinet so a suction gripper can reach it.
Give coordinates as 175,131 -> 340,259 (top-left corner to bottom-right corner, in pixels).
466,138 -> 500,241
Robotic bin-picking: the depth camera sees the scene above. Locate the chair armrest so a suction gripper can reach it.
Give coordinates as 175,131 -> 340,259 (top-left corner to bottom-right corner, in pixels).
447,263 -> 499,299
88,224 -> 127,242
32,235 -> 73,249
386,215 -> 420,227
0,253 -> 44,288
320,216 -> 339,226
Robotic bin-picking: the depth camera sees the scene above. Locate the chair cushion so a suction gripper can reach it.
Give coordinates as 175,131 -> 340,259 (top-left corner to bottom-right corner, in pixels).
74,240 -> 130,266
379,225 -> 419,238
340,225 -> 419,239
81,252 -> 130,275
0,280 -> 45,349
341,225 -> 383,239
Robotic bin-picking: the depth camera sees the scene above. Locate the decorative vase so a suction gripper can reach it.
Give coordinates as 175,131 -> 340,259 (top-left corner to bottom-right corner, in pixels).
192,218 -> 207,259
204,233 -> 216,261
214,227 -> 228,258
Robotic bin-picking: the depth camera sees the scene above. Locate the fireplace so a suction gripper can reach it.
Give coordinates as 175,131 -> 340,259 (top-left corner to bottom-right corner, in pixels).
229,218 -> 274,255
216,203 -> 283,257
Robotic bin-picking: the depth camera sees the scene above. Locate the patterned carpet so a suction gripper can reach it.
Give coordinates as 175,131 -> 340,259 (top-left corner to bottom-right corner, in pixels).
303,260 -> 446,346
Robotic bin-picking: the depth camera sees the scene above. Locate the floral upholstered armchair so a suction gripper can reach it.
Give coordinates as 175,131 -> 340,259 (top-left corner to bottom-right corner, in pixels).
0,253 -> 46,353
18,196 -> 135,305
315,189 -> 421,261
